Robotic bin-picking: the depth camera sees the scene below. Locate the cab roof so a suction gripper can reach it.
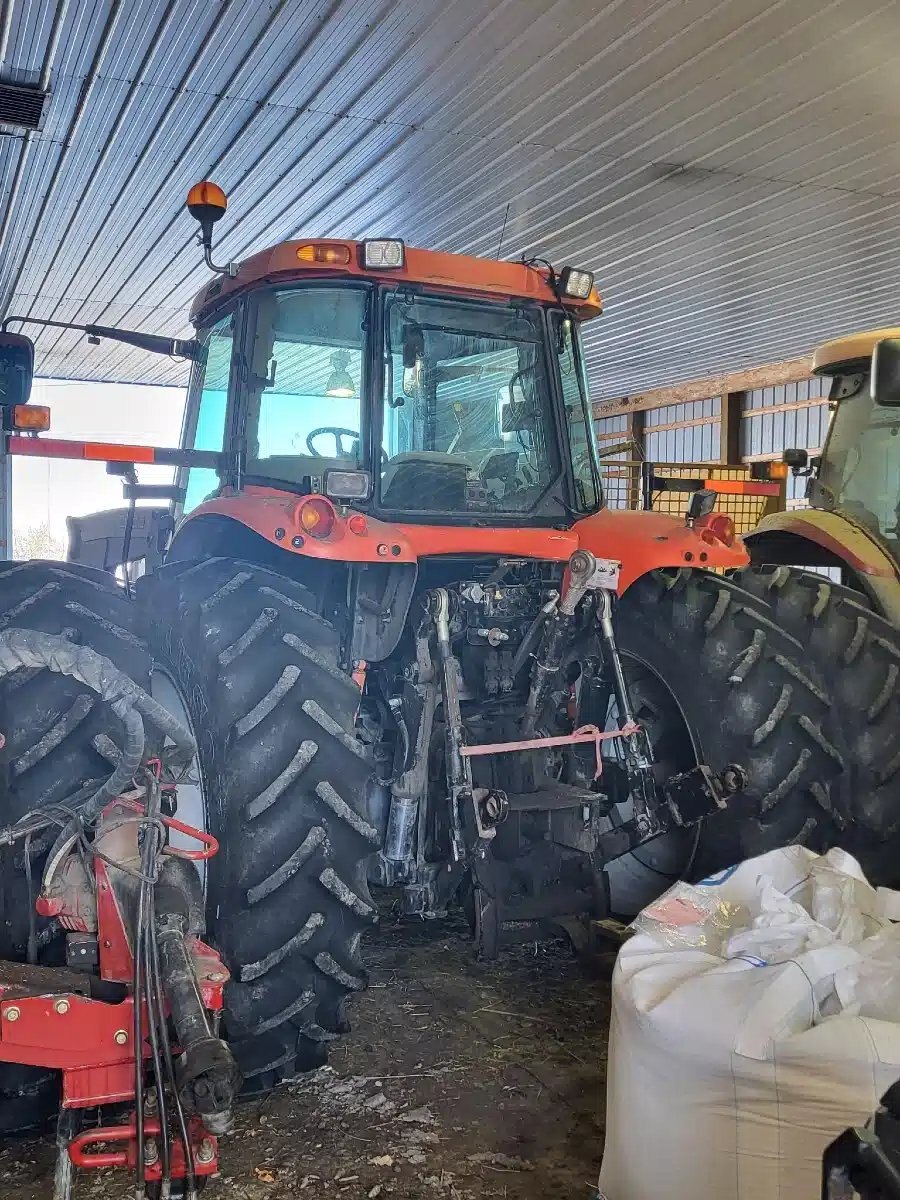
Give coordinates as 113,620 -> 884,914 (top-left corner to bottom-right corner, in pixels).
190,239 -> 603,325
812,325 -> 900,375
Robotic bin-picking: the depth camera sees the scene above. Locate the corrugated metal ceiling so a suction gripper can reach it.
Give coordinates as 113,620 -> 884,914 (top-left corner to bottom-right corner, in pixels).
2,0 -> 899,400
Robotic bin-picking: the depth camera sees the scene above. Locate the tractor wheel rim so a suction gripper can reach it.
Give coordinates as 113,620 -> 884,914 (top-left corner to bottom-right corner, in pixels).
595,649 -> 699,908
150,665 -> 209,891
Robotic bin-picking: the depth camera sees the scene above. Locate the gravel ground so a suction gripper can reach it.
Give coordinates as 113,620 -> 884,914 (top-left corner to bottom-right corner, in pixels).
0,910 -> 611,1199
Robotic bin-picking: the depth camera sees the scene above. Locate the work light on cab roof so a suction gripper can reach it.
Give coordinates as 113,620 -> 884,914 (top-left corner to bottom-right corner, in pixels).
558,265 -> 595,300
183,180 -> 601,319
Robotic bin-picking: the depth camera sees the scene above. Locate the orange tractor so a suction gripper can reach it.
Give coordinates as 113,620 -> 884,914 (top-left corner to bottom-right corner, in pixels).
0,184 -> 880,1131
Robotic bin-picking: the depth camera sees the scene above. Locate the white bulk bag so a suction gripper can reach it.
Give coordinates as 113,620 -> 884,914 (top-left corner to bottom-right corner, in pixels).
598,846 -> 900,1200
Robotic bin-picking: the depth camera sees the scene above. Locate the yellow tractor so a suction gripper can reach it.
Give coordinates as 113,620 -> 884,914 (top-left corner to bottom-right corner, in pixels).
741,329 -> 900,868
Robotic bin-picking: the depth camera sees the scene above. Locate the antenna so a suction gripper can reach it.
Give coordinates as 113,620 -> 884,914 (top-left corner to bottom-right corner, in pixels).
495,201 -> 511,260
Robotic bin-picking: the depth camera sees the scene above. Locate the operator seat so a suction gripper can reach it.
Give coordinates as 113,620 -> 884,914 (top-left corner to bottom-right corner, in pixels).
248,455 -> 350,488
380,451 -> 469,511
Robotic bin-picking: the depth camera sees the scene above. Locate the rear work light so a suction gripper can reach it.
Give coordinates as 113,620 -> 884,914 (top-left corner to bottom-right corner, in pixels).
324,468 -> 372,502
297,498 -> 336,539
296,243 -> 351,265
558,266 -> 595,300
361,239 -> 405,269
12,404 -> 50,431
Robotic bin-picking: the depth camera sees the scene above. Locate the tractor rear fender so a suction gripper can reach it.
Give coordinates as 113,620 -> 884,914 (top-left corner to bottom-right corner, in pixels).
572,507 -> 749,592
173,495 -> 750,649
183,489 -> 748,591
169,512 -> 418,661
746,510 -> 900,624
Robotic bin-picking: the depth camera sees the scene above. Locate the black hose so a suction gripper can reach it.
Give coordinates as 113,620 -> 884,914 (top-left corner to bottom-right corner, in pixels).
132,689 -> 196,764
143,917 -> 171,1192
88,702 -> 145,815
133,768 -> 165,1200
0,628 -> 196,761
23,833 -> 37,965
142,769 -> 171,1192
509,603 -> 554,680
121,496 -> 137,598
151,914 -> 197,1199
133,847 -> 147,1200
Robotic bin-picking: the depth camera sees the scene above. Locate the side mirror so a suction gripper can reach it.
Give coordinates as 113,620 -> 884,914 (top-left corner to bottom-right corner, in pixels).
401,324 -> 424,370
783,447 -> 809,470
872,337 -> 900,406
0,333 -> 34,408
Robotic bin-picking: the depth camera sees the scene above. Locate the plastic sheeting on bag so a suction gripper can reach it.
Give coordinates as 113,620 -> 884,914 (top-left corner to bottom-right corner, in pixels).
598,846 -> 900,1200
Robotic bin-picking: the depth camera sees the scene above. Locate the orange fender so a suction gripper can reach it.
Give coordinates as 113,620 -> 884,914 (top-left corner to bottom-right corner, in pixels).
573,508 -> 749,593
178,488 -> 749,596
747,509 -> 900,624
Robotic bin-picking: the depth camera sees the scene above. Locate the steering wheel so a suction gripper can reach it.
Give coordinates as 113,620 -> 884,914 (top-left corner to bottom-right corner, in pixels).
306,427 -> 360,458
305,426 -> 389,466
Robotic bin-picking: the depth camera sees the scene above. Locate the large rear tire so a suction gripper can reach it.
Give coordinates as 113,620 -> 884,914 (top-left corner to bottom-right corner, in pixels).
137,559 -> 376,1094
608,569 -> 845,890
0,560 -> 151,1132
734,565 -> 900,882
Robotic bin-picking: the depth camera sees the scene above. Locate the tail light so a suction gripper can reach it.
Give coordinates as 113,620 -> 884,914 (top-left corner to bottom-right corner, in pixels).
695,512 -> 736,547
297,498 -> 335,539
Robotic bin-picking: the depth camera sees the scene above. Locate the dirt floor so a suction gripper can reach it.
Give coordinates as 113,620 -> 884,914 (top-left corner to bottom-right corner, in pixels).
0,910 -> 611,1199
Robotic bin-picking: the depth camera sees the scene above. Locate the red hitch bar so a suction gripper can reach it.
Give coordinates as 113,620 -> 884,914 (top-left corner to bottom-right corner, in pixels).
69,1116 -> 219,1180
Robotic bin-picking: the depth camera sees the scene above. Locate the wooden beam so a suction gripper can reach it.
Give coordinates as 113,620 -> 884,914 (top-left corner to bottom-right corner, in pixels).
624,408 -> 645,508
593,356 -> 813,419
647,413 -> 718,434
741,395 -> 829,418
626,407 -> 645,455
720,391 -> 742,464
742,447 -> 822,463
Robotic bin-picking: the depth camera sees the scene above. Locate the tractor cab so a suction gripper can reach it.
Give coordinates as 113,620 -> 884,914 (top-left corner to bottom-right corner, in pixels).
746,325 -> 900,621
800,328 -> 900,556
178,232 -> 604,536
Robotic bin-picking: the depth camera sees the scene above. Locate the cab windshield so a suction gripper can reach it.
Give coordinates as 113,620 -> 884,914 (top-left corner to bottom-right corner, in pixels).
182,283 -> 601,518
819,377 -> 900,551
381,295 -> 565,516
245,285 -> 367,484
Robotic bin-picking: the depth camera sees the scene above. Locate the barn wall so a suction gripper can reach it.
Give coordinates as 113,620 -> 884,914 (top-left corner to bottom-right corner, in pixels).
594,373 -> 832,510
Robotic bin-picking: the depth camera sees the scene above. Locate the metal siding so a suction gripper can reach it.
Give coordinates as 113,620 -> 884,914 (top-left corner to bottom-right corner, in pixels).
739,373 -> 831,461
1,0 -> 899,391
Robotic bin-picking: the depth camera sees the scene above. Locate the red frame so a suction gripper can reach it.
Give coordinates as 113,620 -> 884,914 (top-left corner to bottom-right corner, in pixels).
0,803 -> 228,1183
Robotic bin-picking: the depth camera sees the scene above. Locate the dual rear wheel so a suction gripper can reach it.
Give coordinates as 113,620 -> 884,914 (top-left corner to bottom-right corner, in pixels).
0,558 -> 373,1131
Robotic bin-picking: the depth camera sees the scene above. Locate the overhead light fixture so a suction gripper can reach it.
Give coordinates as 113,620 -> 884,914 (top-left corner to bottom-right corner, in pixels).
361,239 -> 405,269
325,350 -> 356,398
558,266 -> 595,300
